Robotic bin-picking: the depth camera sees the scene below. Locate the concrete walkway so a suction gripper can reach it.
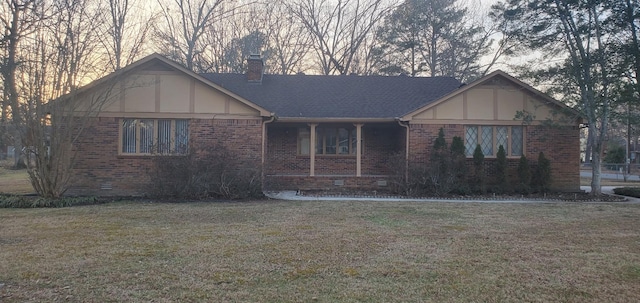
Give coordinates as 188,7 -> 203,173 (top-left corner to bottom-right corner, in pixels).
265,170 -> 640,203
264,189 -> 635,203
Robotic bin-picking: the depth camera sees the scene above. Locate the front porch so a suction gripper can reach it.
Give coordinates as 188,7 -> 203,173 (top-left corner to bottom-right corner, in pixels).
264,121 -> 406,191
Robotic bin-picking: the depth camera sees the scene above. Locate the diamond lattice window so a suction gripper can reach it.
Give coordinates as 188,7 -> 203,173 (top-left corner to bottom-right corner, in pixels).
496,126 -> 508,152
481,127 -> 493,156
465,125 -> 525,158
465,126 -> 478,156
511,126 -> 523,156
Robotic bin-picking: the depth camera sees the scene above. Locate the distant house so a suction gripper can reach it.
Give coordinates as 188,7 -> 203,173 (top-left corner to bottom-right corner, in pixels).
67,54 -> 581,195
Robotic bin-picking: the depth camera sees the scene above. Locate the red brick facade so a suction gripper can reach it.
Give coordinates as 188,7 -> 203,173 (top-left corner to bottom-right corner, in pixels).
407,124 -> 580,191
69,117 -> 262,196
70,119 -> 579,195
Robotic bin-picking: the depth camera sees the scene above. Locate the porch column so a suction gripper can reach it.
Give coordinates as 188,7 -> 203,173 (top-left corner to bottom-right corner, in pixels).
355,123 -> 363,177
309,123 -> 317,176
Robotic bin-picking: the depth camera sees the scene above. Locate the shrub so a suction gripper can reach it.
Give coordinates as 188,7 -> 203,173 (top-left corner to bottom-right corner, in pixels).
429,128 -> 453,195
0,194 -> 98,208
386,133 -> 468,197
533,152 -> 551,193
517,155 -> 532,194
473,144 -> 485,193
495,145 -> 508,192
148,142 -> 263,200
613,187 -> 640,198
386,152 -> 406,194
450,136 -> 467,188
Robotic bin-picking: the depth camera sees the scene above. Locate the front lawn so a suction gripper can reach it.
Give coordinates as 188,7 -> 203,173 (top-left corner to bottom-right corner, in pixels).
1,201 -> 639,302
0,166 -> 32,195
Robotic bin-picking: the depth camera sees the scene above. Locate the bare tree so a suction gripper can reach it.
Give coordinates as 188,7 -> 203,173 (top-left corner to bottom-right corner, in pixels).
154,0 -> 227,72
290,0 -> 392,75
101,0 -> 154,71
266,1 -> 312,74
0,0 -> 43,167
198,1 -> 278,74
492,0 -> 613,195
1,0 -> 123,197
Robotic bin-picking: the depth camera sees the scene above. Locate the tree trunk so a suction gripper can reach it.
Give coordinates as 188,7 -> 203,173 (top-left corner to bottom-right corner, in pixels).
585,129 -> 593,163
12,129 -> 24,169
590,146 -> 602,195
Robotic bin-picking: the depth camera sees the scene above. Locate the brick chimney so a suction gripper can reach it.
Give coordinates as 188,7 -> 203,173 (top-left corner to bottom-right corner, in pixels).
246,54 -> 264,83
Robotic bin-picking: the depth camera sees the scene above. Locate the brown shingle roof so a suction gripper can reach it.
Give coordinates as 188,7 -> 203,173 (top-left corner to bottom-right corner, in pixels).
201,73 -> 462,119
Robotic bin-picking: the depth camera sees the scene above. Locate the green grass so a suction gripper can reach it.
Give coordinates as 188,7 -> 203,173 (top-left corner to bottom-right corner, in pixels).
1,201 -> 640,302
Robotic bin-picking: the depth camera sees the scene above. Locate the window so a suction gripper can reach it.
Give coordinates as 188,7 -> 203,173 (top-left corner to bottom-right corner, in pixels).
464,125 -> 524,157
298,128 -> 310,155
298,127 -> 359,155
121,119 -> 189,155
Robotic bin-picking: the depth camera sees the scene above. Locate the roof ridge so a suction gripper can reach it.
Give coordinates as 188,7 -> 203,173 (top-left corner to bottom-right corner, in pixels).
200,72 -> 459,80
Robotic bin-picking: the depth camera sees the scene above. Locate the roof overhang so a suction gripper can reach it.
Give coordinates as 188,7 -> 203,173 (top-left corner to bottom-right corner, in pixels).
275,117 -> 397,123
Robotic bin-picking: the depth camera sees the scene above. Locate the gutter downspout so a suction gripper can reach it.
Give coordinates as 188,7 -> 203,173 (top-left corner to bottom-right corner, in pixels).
397,119 -> 410,183
262,114 -> 276,190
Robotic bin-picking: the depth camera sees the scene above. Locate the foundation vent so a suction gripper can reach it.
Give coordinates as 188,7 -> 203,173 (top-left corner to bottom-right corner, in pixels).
333,180 -> 344,186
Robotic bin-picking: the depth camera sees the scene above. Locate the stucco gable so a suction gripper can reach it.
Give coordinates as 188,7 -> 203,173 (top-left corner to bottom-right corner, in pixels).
68,54 -> 273,118
401,70 -> 581,125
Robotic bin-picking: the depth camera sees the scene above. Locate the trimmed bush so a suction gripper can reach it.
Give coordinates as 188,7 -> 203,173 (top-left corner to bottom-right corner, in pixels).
429,128 -> 452,195
496,145 -> 508,192
613,187 -> 640,198
450,136 -> 468,194
517,155 -> 532,194
533,152 -> 551,193
473,144 -> 485,193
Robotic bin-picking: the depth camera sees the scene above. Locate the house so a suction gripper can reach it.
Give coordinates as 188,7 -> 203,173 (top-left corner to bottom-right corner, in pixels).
67,53 -> 581,196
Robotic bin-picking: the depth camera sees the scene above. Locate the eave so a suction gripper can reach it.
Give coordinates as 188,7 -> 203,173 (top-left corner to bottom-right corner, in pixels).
275,117 -> 397,123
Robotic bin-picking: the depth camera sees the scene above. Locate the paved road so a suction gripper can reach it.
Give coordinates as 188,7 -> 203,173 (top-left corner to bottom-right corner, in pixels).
580,170 -> 640,181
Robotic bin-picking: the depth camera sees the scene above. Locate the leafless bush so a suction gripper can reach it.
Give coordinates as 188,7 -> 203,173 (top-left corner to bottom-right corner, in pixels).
386,152 -> 432,197
148,142 -> 263,200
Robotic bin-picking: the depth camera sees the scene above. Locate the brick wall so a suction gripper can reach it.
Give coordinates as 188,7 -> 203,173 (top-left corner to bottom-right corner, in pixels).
362,125 -> 402,175
408,124 -> 464,166
407,123 -> 580,191
525,125 -> 580,191
264,123 -> 403,190
265,126 -> 310,175
68,117 -> 263,196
